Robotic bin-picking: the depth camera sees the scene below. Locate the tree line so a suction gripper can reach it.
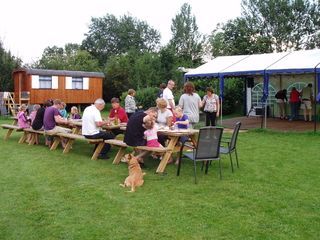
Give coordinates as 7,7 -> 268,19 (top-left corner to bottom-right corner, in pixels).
1,1 -> 320,102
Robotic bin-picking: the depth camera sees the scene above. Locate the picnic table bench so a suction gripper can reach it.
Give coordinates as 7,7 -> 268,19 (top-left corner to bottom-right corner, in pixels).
1,124 -> 23,140
20,128 -> 45,145
51,132 -> 104,160
105,139 -> 170,170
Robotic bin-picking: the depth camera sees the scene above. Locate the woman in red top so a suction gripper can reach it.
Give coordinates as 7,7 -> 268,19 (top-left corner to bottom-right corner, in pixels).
289,87 -> 300,121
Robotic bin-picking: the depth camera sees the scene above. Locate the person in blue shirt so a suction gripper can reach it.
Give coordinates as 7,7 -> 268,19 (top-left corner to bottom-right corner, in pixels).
59,101 -> 68,118
173,106 -> 190,143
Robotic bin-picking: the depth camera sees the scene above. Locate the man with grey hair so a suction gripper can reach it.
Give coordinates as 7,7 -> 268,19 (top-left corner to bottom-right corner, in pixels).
162,80 -> 176,111
82,98 -> 114,159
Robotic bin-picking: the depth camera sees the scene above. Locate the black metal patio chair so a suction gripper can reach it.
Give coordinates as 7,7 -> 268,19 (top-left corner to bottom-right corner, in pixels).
220,121 -> 241,172
176,127 -> 224,183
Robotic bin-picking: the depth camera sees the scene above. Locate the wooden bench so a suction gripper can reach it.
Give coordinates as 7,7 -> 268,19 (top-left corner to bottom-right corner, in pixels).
1,124 -> 23,141
52,132 -> 104,160
104,139 -> 169,164
19,128 -> 45,145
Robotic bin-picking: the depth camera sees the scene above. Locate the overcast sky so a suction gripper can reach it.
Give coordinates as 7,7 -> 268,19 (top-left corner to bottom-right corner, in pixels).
0,0 -> 242,64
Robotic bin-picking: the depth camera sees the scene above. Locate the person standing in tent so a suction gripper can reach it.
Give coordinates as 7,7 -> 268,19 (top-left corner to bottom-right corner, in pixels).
275,89 -> 288,119
288,87 -> 300,121
300,83 -> 313,122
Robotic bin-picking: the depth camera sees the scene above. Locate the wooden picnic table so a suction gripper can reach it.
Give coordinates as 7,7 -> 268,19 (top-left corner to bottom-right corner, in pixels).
67,120 -> 127,134
155,128 -> 199,173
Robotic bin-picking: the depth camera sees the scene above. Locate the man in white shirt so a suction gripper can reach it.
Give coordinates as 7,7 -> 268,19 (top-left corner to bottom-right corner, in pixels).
162,80 -> 176,110
82,98 -> 114,159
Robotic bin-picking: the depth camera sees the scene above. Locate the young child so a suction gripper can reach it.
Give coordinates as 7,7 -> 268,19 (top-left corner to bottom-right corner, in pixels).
143,118 -> 163,148
173,106 -> 189,130
143,117 -> 164,160
70,106 -> 81,119
29,104 -> 41,125
17,104 -> 30,129
17,104 -> 31,142
173,106 -> 190,164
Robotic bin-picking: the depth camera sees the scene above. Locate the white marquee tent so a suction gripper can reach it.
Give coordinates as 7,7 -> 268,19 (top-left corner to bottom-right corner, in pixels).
184,49 -> 320,129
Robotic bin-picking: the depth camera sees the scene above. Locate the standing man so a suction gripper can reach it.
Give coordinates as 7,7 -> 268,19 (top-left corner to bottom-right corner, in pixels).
162,80 -> 176,111
82,98 -> 114,159
300,83 -> 313,122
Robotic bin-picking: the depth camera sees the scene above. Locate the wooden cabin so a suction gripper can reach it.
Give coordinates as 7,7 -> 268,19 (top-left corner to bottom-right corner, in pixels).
13,68 -> 104,105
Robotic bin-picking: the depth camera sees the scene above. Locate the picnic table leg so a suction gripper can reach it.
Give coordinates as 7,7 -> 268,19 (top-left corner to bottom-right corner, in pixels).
156,136 -> 179,173
4,129 -> 14,141
113,147 -> 127,164
50,136 -> 60,150
63,139 -> 74,154
18,131 -> 28,144
28,133 -> 36,145
91,142 -> 105,160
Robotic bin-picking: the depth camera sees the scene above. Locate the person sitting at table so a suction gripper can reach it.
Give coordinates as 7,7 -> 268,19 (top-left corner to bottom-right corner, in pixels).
144,117 -> 164,160
70,106 -> 81,120
82,98 -> 115,159
156,98 -> 173,147
29,104 -> 41,125
59,101 -> 68,118
109,97 -> 128,136
124,107 -> 158,167
172,106 -> 191,165
144,117 -> 163,148
17,104 -> 31,142
173,106 -> 190,143
32,100 -> 53,145
43,99 -> 72,148
17,104 -> 31,129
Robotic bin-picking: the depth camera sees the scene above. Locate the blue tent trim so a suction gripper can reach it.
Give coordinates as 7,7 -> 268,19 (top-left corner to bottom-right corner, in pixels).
266,68 -> 318,74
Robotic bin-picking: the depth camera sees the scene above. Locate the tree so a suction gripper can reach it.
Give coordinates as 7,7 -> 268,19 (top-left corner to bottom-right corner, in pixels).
104,50 -> 162,100
209,18 -> 272,56
241,0 -> 320,52
34,43 -> 100,72
0,41 -> 21,91
169,3 -> 204,65
82,14 -> 161,66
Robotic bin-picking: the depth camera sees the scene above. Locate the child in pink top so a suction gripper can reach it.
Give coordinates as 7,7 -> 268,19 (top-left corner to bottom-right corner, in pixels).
29,104 -> 41,124
17,104 -> 30,128
143,118 -> 163,148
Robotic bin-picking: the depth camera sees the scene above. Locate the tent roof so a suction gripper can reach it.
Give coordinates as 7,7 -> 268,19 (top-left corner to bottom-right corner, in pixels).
266,49 -> 320,74
184,55 -> 248,78
220,52 -> 290,76
185,48 -> 320,79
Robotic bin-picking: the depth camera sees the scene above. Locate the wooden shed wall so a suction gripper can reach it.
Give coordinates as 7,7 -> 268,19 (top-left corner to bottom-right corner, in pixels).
13,71 -> 103,104
28,75 -> 103,104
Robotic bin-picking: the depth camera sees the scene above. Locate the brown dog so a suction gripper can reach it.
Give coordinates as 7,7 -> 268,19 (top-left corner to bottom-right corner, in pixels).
120,154 -> 146,192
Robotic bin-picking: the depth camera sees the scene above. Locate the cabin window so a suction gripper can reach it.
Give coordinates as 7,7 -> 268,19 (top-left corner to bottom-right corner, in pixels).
39,76 -> 52,89
72,77 -> 83,89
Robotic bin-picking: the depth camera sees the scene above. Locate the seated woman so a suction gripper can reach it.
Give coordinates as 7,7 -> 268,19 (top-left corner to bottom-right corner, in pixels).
156,98 -> 173,147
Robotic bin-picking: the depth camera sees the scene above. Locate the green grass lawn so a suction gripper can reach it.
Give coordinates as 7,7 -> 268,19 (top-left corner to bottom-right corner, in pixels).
0,118 -> 319,240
